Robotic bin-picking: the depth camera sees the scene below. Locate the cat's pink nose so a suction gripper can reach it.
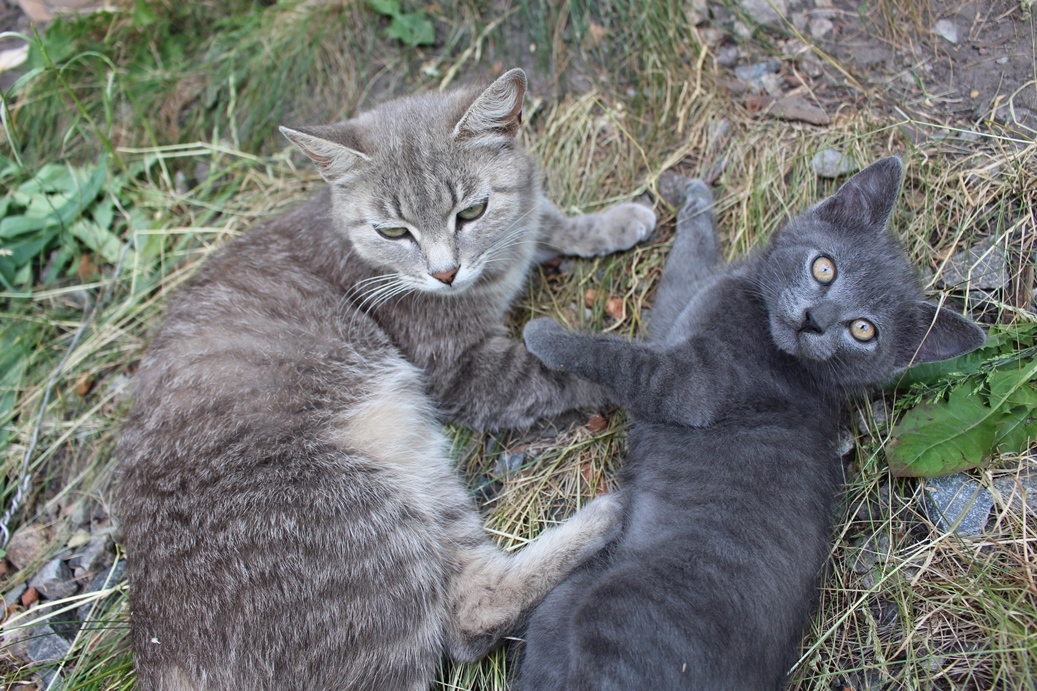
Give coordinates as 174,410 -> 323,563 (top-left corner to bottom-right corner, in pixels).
432,268 -> 458,285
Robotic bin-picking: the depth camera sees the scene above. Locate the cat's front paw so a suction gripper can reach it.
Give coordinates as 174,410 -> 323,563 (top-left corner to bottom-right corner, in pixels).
591,202 -> 657,256
523,318 -> 571,371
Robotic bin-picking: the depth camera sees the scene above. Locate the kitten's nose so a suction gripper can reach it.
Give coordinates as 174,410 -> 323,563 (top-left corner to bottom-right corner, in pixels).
432,268 -> 458,285
800,310 -> 824,334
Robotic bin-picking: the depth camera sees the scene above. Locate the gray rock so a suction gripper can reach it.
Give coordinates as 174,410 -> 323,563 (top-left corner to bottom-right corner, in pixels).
77,561 -> 126,622
39,668 -> 64,691
852,532 -> 891,575
68,534 -> 114,579
495,451 -> 526,476
29,559 -> 77,600
808,16 -> 833,39
737,0 -> 789,26
25,623 -> 71,663
6,523 -> 48,570
760,72 -> 785,97
992,472 -> 1037,515
933,19 -> 959,44
811,149 -> 859,178
4,582 -> 27,607
791,11 -> 808,32
772,94 -> 830,125
938,238 -> 1007,290
734,59 -> 781,84
716,45 -> 740,69
925,474 -> 994,536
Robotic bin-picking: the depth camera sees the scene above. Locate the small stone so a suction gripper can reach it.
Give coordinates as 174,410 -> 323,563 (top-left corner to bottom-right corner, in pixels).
698,27 -> 725,47
938,238 -> 1008,291
605,297 -> 626,321
77,561 -> 126,622
932,19 -> 959,44
4,583 -> 27,608
731,20 -> 753,40
21,586 -> 39,607
992,472 -> 1037,515
760,72 -> 785,97
29,559 -> 77,600
193,160 -> 211,185
811,149 -> 859,178
772,94 -> 830,125
6,523 -> 48,571
495,452 -> 526,476
689,0 -> 708,25
716,45 -> 740,68
734,59 -> 781,84
791,11 -> 808,32
925,474 -> 994,536
737,0 -> 789,26
852,532 -> 890,574
68,534 -> 114,579
587,414 -> 608,434
707,118 -> 732,151
173,170 -> 189,195
996,56 -> 1009,65
808,17 -> 833,39
25,624 -> 71,663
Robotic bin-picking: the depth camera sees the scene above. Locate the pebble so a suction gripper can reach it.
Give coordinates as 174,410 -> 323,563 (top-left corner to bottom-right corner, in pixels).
760,72 -> 785,97
809,17 -> 833,39
938,238 -> 1007,291
811,149 -> 859,177
495,451 -> 526,476
29,559 -> 77,600
924,473 -> 993,536
736,0 -> 789,26
77,561 -> 126,622
996,56 -> 1009,65
932,19 -> 959,44
716,45 -> 740,68
25,622 -> 71,663
992,472 -> 1037,515
4,582 -> 27,607
68,533 -> 114,579
734,60 -> 781,84
772,94 -> 830,125
6,523 -> 48,571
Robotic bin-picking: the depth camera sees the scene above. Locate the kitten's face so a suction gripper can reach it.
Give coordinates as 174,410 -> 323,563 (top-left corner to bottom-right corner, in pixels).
759,156 -> 984,387
281,69 -> 538,297
760,214 -> 921,386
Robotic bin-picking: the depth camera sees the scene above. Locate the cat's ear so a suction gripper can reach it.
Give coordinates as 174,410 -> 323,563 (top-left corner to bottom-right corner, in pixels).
279,124 -> 370,185
453,68 -> 526,145
898,301 -> 986,367
813,156 -> 904,230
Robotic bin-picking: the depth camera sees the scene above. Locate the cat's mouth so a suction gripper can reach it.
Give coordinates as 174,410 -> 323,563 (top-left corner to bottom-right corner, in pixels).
770,315 -> 835,362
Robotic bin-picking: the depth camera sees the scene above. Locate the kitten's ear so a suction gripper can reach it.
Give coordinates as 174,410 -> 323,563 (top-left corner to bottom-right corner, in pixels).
899,301 -> 986,367
813,156 -> 904,230
453,68 -> 526,145
280,124 -> 370,185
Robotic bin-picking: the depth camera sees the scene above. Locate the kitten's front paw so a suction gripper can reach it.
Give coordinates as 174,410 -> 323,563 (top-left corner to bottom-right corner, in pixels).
523,318 -> 570,370
592,203 -> 657,256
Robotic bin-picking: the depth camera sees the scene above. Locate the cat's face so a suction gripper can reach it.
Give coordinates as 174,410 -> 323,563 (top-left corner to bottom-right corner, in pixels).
760,157 -> 984,387
281,69 -> 538,296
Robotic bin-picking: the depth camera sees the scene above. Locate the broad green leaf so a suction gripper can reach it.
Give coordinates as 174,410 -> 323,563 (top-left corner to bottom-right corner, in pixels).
0,213 -> 55,239
133,0 -> 159,27
367,0 -> 400,16
386,12 -> 435,46
887,386 -> 999,477
994,405 -> 1037,453
70,218 -> 123,263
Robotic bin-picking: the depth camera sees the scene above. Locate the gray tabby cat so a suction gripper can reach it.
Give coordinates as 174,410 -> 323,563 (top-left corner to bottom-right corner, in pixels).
517,158 -> 985,690
114,68 -> 657,690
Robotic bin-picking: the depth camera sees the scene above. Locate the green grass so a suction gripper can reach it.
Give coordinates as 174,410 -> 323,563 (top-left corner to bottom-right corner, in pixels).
2,0 -> 1036,688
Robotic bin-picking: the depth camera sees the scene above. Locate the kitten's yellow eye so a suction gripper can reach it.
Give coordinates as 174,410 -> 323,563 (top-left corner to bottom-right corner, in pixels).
811,256 -> 836,284
850,319 -> 876,342
377,226 -> 409,239
458,202 -> 486,222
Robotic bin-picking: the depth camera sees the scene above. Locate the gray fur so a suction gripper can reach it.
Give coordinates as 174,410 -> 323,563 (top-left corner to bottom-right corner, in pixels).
114,69 -> 654,690
517,158 -> 985,690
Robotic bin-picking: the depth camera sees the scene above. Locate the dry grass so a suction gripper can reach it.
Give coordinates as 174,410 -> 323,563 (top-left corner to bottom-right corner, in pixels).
1,0 -> 1035,688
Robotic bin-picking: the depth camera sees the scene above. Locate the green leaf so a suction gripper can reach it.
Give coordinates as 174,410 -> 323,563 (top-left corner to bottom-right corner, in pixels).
366,0 -> 400,16
887,386 -> 999,477
994,405 -> 1037,453
133,0 -> 159,27
386,12 -> 435,46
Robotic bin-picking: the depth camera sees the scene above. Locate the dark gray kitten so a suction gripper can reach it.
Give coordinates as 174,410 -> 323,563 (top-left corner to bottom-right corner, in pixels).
517,158 -> 985,690
114,69 -> 657,690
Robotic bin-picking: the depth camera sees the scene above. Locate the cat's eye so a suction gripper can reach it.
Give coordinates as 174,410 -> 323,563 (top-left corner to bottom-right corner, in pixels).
850,319 -> 876,342
457,202 -> 486,222
376,226 -> 410,240
811,256 -> 836,285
